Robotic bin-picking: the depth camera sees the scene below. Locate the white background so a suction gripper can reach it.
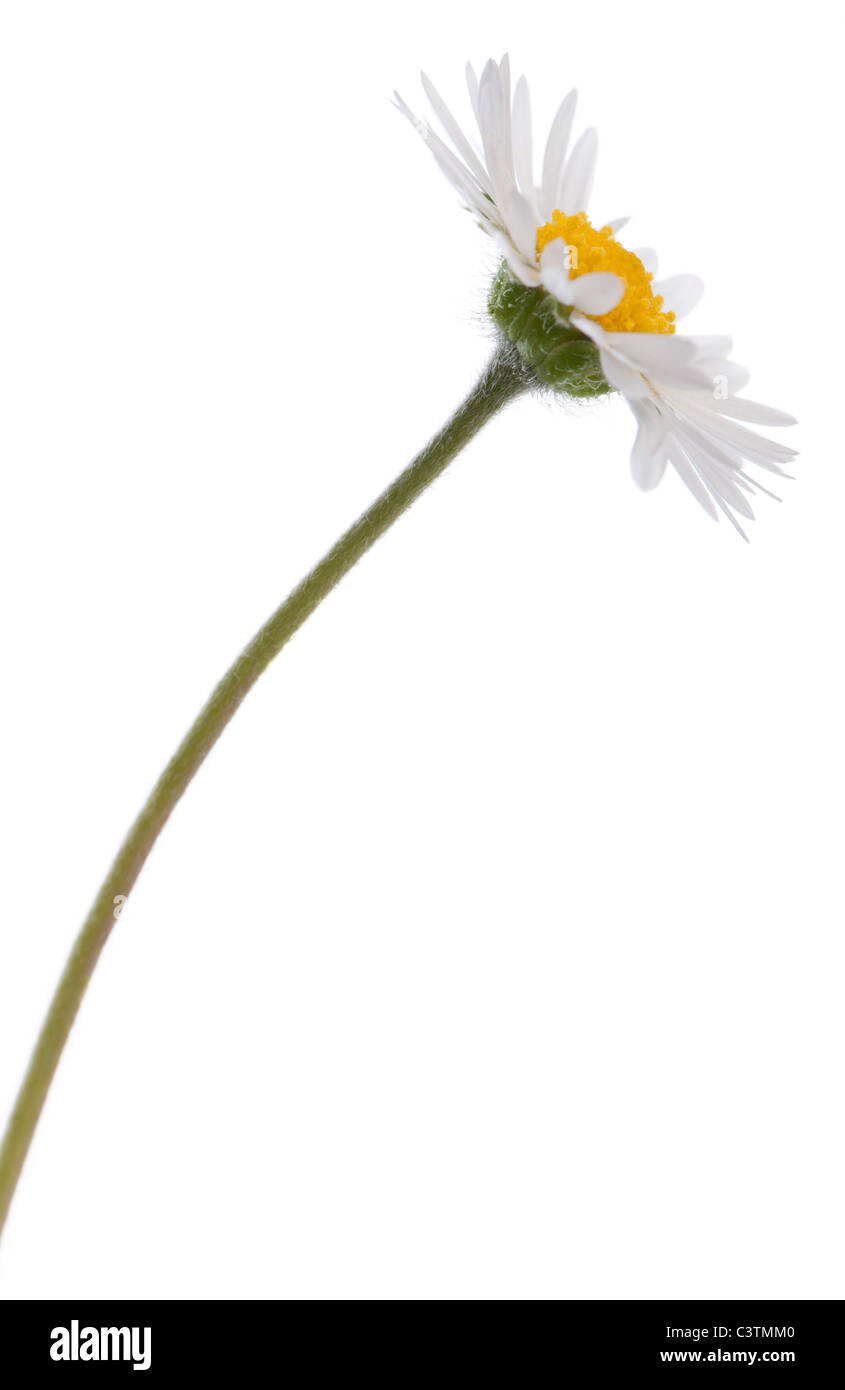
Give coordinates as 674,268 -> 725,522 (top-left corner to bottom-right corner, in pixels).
0,0 -> 841,1300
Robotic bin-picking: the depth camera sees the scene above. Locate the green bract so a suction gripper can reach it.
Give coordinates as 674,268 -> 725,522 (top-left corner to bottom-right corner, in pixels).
487,262 -> 612,399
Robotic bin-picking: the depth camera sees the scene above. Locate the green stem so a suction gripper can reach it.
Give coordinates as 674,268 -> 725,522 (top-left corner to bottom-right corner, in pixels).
0,342 -> 527,1241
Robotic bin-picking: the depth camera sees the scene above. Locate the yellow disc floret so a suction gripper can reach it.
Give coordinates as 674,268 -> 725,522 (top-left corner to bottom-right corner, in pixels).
536,211 -> 676,334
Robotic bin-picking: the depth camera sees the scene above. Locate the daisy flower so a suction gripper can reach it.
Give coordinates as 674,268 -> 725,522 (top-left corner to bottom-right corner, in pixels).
395,56 -> 796,536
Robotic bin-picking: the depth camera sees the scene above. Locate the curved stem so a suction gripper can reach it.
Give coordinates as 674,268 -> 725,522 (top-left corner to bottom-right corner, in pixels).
0,342 -> 527,1240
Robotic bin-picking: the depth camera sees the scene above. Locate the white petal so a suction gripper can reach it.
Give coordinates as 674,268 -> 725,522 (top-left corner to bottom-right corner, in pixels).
687,334 -> 733,361
735,470 -> 783,503
679,398 -> 798,464
494,232 -> 541,287
666,438 -> 720,523
678,422 -> 791,479
503,189 -> 539,262
668,415 -> 792,492
498,54 -> 514,173
568,271 -> 626,315
692,450 -> 756,520
426,137 -> 495,219
598,347 -> 649,399
599,333 -> 714,392
540,89 -> 577,219
393,90 -> 423,130
673,433 -> 752,538
606,216 -> 630,235
539,266 -> 576,305
697,467 -> 756,533
640,360 -> 717,391
465,63 -> 480,119
630,403 -> 669,490
695,358 -> 751,393
716,506 -> 750,541
609,333 -> 699,369
702,397 -> 797,427
632,247 -> 658,275
478,63 -> 516,212
511,75 -> 535,204
539,236 -> 568,272
612,335 -> 724,391
653,274 -> 705,319
393,93 -> 490,218
569,311 -> 604,345
559,126 -> 597,215
420,71 -> 490,191
538,235 -> 576,301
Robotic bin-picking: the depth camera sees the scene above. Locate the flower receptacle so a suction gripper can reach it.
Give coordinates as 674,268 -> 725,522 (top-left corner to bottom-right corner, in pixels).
487,262 -> 612,399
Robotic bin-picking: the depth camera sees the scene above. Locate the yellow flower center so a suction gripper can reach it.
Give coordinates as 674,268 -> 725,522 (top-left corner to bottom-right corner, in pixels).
536,211 -> 676,334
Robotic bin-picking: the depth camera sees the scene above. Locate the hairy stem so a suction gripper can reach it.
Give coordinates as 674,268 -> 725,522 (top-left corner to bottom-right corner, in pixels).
0,342 -> 527,1241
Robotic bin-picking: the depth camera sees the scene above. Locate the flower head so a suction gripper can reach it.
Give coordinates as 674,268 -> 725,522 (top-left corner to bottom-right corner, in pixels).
396,57 -> 797,536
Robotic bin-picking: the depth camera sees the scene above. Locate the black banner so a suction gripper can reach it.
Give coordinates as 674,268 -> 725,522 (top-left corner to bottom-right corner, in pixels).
0,1299 -> 839,1376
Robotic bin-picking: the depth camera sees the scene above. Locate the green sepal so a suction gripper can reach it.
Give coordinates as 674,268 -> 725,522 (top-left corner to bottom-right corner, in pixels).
487,261 -> 612,399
